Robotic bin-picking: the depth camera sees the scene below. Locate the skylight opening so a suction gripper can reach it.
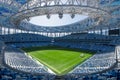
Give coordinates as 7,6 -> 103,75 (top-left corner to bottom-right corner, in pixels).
29,14 -> 88,27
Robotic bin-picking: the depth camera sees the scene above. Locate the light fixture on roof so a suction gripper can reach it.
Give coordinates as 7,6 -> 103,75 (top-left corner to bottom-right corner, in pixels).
26,17 -> 30,21
70,8 -> 75,19
71,14 -> 75,19
58,13 -> 63,19
45,8 -> 51,19
46,14 -> 50,19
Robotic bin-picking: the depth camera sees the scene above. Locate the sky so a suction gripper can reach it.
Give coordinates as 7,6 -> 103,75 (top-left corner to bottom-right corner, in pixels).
29,14 -> 88,27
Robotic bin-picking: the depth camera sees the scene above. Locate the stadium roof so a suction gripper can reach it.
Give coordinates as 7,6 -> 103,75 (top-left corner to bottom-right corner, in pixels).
0,0 -> 120,33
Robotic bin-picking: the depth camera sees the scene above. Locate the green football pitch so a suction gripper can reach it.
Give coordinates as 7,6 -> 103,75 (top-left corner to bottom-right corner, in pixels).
23,46 -> 94,75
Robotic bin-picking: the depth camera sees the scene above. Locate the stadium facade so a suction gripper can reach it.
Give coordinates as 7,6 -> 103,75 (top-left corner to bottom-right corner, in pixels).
0,0 -> 120,80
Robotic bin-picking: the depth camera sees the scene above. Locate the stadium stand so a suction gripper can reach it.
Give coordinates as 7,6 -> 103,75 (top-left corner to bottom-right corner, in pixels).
0,33 -> 119,79
0,0 -> 120,79
4,47 -> 48,74
0,33 -> 120,80
0,41 -> 55,80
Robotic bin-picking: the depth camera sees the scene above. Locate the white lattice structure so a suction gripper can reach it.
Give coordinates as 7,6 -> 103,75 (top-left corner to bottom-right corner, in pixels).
0,0 -> 119,33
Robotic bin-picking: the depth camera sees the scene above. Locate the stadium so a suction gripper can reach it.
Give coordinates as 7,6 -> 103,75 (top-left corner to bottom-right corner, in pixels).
0,0 -> 120,80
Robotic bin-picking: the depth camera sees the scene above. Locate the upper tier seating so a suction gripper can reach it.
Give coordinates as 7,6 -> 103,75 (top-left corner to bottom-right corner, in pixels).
54,33 -> 117,45
0,33 -> 52,43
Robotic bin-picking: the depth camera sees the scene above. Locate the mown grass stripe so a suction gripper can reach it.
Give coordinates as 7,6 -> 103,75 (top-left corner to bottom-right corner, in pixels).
23,46 -> 94,75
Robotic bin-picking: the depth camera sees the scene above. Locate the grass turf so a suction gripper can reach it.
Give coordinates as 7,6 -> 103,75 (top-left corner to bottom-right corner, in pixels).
23,46 -> 94,75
